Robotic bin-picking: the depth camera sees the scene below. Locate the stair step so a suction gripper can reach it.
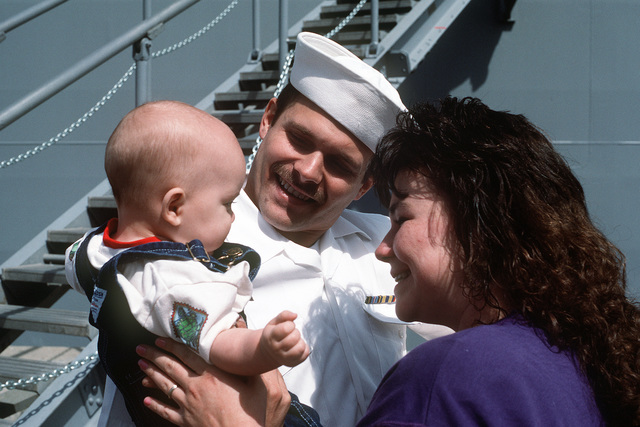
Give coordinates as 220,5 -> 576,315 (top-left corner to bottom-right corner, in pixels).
212,109 -> 264,145
320,0 -> 412,19
329,30 -> 388,45
2,264 -> 67,286
212,110 -> 264,124
0,305 -> 95,339
87,196 -> 117,227
214,90 -> 275,110
87,196 -> 116,209
47,228 -> 89,245
46,227 -> 90,255
239,135 -> 261,150
0,388 -> 38,419
260,53 -> 281,70
0,356 -> 63,393
43,254 -> 66,265
302,14 -> 399,34
260,44 -> 367,73
239,70 -> 280,91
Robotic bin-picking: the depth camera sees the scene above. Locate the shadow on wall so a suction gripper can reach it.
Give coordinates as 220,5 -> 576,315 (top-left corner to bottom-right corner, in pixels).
399,0 -> 516,106
351,0 -> 516,216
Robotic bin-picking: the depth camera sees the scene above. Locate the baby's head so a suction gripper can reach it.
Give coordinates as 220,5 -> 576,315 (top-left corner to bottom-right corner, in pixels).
105,100 -> 246,252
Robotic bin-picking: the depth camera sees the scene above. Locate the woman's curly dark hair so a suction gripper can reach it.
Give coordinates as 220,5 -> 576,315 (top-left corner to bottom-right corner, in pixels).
370,97 -> 640,426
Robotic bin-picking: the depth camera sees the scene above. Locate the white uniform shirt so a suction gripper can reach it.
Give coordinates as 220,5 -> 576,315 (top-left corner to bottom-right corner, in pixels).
228,191 -> 406,426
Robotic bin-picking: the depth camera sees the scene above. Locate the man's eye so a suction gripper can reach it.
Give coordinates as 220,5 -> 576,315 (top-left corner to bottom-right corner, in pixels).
327,158 -> 356,177
289,135 -> 307,149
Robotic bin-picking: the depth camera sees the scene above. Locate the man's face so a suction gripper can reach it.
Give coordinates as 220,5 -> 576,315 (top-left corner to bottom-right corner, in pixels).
245,95 -> 373,246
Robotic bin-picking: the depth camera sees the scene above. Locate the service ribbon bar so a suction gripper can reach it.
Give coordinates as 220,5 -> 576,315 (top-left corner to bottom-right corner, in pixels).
365,295 -> 396,304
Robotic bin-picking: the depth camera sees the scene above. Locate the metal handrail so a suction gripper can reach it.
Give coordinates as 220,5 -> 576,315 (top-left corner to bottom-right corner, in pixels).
1,0 -> 240,169
0,0 -> 70,42
0,0 -> 200,131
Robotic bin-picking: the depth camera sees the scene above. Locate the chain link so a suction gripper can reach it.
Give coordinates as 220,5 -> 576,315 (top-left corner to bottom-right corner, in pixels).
245,0 -> 369,172
0,0 -> 240,169
0,352 -> 99,391
153,0 -> 239,59
325,0 -> 368,40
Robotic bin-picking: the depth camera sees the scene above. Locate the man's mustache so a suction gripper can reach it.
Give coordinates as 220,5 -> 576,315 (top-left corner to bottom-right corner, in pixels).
273,163 -> 326,204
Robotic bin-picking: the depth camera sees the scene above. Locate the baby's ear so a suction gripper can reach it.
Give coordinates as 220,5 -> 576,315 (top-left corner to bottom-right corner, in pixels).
161,187 -> 186,226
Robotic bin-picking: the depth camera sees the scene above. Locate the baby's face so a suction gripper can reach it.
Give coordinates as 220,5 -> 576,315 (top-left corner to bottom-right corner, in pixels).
178,152 -> 246,253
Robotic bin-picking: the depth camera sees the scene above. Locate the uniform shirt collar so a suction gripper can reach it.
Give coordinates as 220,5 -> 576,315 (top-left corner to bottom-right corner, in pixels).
328,212 -> 373,241
229,191 -> 288,263
230,190 -> 373,263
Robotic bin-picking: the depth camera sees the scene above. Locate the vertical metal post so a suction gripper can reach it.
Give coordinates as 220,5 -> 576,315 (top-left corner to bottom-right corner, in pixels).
368,0 -> 379,56
249,0 -> 261,62
134,0 -> 153,106
278,0 -> 288,73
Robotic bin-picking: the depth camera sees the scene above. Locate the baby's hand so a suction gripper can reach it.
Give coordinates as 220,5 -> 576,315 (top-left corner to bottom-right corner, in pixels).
260,311 -> 310,368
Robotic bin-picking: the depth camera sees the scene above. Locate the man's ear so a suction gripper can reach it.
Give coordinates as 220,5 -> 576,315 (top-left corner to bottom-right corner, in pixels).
259,98 -> 278,139
161,187 -> 186,227
354,176 -> 374,200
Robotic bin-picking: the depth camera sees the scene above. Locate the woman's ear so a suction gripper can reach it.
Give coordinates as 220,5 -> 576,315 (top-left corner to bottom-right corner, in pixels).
161,187 -> 186,227
259,98 -> 278,139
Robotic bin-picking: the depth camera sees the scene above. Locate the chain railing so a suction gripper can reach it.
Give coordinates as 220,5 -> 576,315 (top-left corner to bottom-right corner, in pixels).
1,0 -> 370,393
0,352 -> 99,391
245,0 -> 369,171
0,0 -> 239,169
0,64 -> 137,169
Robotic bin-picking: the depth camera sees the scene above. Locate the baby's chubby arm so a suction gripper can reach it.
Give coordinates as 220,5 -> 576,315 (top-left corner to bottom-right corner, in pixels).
209,311 -> 309,376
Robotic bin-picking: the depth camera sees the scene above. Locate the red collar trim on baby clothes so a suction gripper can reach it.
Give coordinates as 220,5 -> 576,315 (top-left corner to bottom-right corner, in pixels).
102,218 -> 162,249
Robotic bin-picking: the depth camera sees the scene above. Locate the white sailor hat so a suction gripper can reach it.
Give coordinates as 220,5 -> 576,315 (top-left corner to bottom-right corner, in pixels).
289,32 -> 406,152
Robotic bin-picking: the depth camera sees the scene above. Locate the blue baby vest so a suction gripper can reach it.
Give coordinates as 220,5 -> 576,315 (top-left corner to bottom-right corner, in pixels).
73,223 -> 260,426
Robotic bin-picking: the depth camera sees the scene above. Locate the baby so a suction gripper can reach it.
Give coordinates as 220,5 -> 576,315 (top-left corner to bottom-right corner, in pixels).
65,100 -> 308,424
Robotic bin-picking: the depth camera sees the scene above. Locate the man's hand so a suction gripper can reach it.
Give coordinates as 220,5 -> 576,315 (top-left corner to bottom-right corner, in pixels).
136,338 -> 291,427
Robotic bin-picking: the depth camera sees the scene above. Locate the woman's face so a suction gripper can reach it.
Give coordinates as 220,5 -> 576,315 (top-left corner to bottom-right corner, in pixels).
375,169 -> 468,331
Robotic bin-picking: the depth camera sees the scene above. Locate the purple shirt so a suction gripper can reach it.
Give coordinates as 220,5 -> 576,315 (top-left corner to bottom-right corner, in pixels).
357,315 -> 604,426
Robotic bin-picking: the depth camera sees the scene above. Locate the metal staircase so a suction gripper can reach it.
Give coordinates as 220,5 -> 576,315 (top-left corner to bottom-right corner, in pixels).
199,0 -> 471,154
0,0 -> 470,423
